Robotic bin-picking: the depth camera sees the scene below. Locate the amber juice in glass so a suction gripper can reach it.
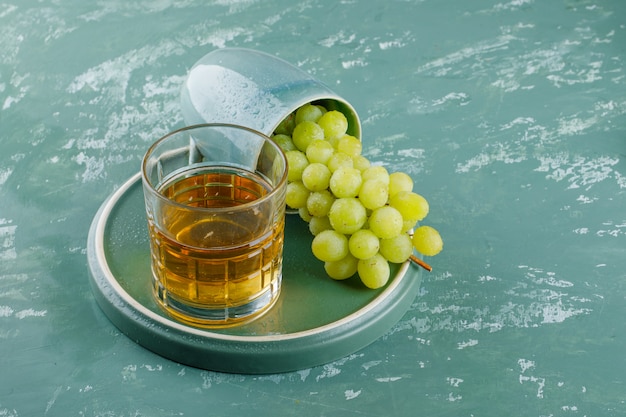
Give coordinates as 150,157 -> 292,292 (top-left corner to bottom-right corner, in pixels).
141,124 -> 287,328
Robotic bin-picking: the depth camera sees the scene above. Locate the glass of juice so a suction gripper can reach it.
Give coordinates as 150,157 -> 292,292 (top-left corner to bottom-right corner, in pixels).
141,123 -> 288,328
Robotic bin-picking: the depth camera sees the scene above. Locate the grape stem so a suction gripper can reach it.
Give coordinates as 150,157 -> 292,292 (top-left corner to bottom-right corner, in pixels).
409,255 -> 432,272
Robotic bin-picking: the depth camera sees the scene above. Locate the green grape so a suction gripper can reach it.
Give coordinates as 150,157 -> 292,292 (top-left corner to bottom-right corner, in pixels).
389,191 -> 429,221
337,135 -> 362,157
352,155 -> 371,172
401,218 -> 418,233
368,206 -> 403,239
285,181 -> 310,209
327,152 -> 354,172
306,189 -> 335,217
348,229 -> 380,260
274,113 -> 295,135
362,165 -> 390,185
302,162 -> 331,192
328,198 -> 367,235
412,225 -> 443,256
305,139 -> 335,164
315,104 -> 328,114
388,172 -> 413,197
318,110 -> 348,140
272,133 -> 296,152
357,253 -> 390,289
309,215 -> 332,236
326,135 -> 341,149
311,229 -> 349,262
285,150 -> 309,182
295,103 -> 323,125
379,233 -> 413,263
329,166 -> 362,198
298,207 -> 312,222
324,253 -> 358,280
358,179 -> 389,210
292,120 -> 324,152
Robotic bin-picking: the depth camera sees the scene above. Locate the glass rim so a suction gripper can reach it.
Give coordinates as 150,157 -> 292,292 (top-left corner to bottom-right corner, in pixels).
141,123 -> 288,213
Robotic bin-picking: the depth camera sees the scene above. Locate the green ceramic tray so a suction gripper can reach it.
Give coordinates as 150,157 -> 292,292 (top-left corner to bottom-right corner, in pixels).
87,172 -> 422,374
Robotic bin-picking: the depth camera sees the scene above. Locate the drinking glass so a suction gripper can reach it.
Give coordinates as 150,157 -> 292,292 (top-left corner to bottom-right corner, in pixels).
141,123 -> 288,328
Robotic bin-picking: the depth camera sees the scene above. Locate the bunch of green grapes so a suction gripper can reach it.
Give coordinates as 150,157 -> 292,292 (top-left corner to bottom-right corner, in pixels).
272,103 -> 443,289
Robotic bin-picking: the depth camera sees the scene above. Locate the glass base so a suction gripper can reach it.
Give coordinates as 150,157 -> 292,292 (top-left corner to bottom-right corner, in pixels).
153,276 -> 281,329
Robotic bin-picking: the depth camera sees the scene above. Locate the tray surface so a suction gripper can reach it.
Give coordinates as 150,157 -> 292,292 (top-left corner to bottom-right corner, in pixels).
87,172 -> 422,373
